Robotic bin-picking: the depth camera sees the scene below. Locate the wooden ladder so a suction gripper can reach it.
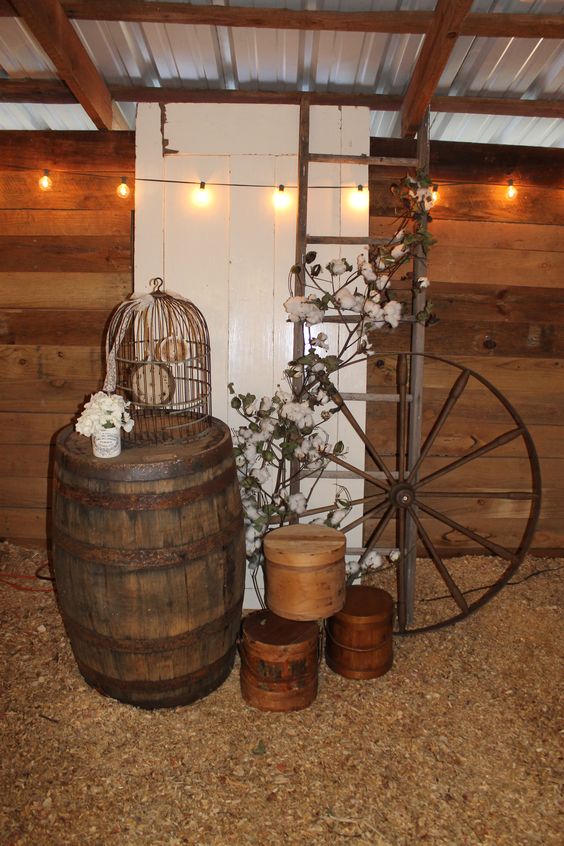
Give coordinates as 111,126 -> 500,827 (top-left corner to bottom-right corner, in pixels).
293,99 -> 430,625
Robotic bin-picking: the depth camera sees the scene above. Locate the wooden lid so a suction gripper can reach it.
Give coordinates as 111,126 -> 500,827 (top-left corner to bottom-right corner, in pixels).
242,610 -> 318,645
332,585 -> 394,624
263,524 -> 346,566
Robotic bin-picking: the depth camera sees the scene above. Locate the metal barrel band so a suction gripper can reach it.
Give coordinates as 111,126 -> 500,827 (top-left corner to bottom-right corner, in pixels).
324,623 -> 392,653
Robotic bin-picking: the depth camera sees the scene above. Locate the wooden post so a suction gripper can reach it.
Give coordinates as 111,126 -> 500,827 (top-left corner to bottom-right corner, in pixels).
402,108 -> 430,627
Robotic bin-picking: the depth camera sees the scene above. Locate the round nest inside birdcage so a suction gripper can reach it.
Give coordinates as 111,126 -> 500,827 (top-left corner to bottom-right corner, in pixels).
104,280 -> 212,445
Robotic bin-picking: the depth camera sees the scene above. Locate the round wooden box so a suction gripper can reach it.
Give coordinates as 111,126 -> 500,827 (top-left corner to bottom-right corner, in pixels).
264,524 -> 346,621
325,585 -> 394,680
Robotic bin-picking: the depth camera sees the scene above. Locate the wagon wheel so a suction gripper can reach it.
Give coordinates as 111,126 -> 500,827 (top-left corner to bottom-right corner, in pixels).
305,352 -> 541,634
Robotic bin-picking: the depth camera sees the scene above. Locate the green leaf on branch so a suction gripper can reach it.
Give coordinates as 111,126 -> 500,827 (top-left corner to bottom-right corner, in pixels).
231,397 -> 242,410
323,356 -> 341,374
305,251 -> 317,264
333,441 -> 345,455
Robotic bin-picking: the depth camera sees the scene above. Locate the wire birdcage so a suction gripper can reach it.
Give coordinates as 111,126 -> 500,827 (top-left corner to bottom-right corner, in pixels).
103,278 -> 212,444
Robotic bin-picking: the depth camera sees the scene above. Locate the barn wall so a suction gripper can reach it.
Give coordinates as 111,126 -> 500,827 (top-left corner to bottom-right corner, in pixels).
367,138 -> 564,554
0,131 -> 135,548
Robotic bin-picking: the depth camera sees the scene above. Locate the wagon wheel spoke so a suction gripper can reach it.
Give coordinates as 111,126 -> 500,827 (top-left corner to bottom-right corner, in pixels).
357,503 -> 397,569
396,507 -> 408,631
332,389 -> 396,486
340,498 -> 390,535
396,354 -> 409,482
326,451 -> 389,493
407,506 -> 469,614
415,427 -> 525,491
406,369 -> 470,483
419,490 -> 536,500
416,500 -> 517,562
298,492 -> 387,522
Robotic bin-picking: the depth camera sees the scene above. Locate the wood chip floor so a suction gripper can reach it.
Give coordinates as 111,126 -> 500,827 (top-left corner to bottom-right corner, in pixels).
1,543 -> 561,846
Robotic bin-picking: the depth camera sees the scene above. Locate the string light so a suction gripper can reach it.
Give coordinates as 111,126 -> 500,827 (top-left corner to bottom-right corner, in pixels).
349,184 -> 368,210
38,169 -> 52,191
116,176 -> 130,199
506,179 -> 517,199
193,180 -> 211,207
273,184 -> 290,210
432,183 -> 439,203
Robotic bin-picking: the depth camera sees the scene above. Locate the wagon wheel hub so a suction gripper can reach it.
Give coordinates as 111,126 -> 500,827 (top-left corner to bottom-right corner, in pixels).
390,484 -> 415,508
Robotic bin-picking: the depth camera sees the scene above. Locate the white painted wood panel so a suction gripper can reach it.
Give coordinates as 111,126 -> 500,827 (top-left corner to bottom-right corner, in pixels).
135,102 -> 371,607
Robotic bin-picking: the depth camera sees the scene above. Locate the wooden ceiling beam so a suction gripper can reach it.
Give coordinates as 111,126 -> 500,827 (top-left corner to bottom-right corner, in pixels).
2,79 -> 562,121
401,0 -> 474,139
47,2 -> 435,33
0,78 -> 76,103
431,95 -> 564,121
3,2 -> 561,39
461,13 -> 564,39
8,0 -> 113,129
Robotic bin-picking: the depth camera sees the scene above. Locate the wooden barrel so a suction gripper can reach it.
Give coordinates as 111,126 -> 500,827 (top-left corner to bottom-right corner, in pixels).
263,524 -> 346,621
51,420 -> 245,709
325,585 -> 394,680
239,610 -> 319,712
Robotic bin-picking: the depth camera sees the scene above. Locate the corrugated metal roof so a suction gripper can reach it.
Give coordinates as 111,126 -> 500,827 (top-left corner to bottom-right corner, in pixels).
0,0 -> 562,145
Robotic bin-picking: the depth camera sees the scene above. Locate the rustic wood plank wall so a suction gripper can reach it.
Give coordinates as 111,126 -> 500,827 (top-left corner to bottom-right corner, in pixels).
0,131 -> 134,548
367,138 -> 564,555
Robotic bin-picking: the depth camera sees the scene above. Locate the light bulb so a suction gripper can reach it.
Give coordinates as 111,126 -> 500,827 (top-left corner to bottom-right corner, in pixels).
273,184 -> 290,210
349,184 -> 368,210
506,179 -> 517,200
116,176 -> 130,199
193,180 -> 211,207
431,184 -> 439,204
38,169 -> 52,191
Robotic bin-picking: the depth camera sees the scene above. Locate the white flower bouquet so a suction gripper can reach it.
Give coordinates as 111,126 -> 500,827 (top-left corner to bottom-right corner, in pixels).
75,391 -> 134,437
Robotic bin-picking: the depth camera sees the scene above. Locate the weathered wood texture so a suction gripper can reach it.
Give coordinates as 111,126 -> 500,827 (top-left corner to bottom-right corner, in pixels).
0,131 -> 134,548
367,138 -> 564,554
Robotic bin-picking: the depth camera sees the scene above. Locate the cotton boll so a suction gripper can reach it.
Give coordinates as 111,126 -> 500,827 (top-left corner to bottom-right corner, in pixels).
346,560 -> 361,576
361,263 -> 377,282
326,258 -> 350,276
391,244 -> 407,260
363,551 -> 383,570
252,467 -> 270,485
335,288 -> 357,310
288,492 -> 307,515
383,300 -> 402,328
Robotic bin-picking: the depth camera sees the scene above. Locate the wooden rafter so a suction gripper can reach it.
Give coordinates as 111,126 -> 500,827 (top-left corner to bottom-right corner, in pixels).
8,0 -> 113,129
2,2 -> 564,39
1,79 -> 562,122
401,0 -> 474,139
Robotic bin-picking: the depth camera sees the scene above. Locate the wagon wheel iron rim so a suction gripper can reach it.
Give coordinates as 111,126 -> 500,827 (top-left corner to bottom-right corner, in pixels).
302,352 -> 542,635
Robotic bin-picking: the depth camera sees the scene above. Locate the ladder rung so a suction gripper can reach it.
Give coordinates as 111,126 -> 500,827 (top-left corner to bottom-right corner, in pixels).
322,314 -> 416,324
308,153 -> 418,167
307,235 -> 386,245
346,547 -> 396,556
339,392 -> 412,403
306,469 -> 398,481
